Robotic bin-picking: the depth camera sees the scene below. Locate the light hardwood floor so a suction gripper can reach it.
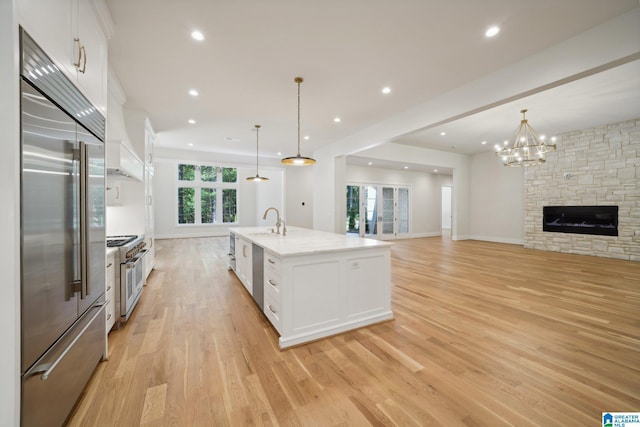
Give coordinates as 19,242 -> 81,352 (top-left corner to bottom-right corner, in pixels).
68,236 -> 640,426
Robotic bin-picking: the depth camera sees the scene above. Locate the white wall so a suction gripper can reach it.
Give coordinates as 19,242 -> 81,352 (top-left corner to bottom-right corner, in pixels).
468,151 -> 524,244
441,186 -> 452,229
0,1 -> 20,425
153,148 -> 285,238
345,164 -> 449,237
255,169 -> 285,227
285,166 -> 314,228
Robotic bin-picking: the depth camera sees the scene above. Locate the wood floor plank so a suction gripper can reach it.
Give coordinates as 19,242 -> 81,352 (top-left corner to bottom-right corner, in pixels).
140,383 -> 167,425
67,235 -> 640,426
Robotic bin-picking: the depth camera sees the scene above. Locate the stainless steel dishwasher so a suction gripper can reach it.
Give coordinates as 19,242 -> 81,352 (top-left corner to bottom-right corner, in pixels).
252,245 -> 264,310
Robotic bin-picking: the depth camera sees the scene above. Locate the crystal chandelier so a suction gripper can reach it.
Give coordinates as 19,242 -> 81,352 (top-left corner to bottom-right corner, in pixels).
495,109 -> 556,166
281,77 -> 316,165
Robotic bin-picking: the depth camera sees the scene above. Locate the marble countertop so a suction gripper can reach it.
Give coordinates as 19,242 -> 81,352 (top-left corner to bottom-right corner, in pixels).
229,226 -> 392,257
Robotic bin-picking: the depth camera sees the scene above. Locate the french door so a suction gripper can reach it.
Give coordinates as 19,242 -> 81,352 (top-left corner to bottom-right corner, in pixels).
346,184 -> 409,239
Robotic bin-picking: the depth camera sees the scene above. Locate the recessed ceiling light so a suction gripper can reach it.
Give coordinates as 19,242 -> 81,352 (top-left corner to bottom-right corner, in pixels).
189,89 -> 199,97
382,87 -> 391,94
368,162 -> 373,166
188,119 -> 196,124
434,169 -> 438,173
481,141 -> 487,145
551,136 -> 557,142
277,152 -> 282,156
191,30 -> 204,41
440,132 -> 446,136
334,117 -> 341,123
187,143 -> 194,147
404,166 -> 408,169
303,135 -> 310,140
485,26 -> 500,38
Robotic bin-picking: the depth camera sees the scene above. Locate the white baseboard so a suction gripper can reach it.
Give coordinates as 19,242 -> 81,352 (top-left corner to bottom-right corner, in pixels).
369,231 -> 442,241
408,232 -> 442,239
466,235 -> 524,245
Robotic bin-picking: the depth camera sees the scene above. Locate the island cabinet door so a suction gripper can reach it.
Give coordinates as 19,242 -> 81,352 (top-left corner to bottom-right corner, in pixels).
345,253 -> 391,318
238,237 -> 253,294
288,260 -> 342,334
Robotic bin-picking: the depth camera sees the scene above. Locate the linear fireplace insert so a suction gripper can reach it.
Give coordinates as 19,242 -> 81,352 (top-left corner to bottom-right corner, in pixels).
543,206 -> 618,236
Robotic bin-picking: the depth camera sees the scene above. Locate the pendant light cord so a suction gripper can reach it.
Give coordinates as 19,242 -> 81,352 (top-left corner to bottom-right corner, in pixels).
296,77 -> 303,156
255,124 -> 260,176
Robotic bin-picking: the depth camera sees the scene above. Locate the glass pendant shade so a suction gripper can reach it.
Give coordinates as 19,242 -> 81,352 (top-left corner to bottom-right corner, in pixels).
246,124 -> 269,181
281,77 -> 316,166
495,109 -> 556,167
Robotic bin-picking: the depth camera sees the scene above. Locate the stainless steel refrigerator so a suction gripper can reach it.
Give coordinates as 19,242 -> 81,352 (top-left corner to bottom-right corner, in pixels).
20,29 -> 106,427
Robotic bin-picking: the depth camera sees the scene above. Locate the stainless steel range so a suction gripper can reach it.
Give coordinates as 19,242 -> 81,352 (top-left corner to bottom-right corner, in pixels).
107,235 -> 147,323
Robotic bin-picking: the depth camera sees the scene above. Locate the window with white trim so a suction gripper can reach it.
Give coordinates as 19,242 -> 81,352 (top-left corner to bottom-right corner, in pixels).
177,164 -> 238,225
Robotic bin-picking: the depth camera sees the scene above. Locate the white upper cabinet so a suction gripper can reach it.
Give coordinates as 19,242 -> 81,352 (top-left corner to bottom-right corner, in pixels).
18,0 -> 111,113
74,0 -> 108,113
18,0 -> 73,76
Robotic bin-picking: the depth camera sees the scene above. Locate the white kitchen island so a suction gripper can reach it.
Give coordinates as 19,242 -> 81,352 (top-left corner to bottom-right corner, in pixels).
229,226 -> 393,349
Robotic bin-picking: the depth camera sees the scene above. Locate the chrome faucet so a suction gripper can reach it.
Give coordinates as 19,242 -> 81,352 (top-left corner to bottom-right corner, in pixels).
263,207 -> 286,236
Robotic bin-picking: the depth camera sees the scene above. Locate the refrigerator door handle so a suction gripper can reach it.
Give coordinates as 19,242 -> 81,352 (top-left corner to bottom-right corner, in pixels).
36,302 -> 106,381
79,141 -> 89,299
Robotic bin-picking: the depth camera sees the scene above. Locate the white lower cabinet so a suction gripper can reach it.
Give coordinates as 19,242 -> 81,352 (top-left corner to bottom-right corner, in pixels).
104,249 -> 116,358
263,287 -> 282,333
263,253 -> 282,332
235,237 -> 253,295
228,227 -> 393,349
262,248 -> 393,349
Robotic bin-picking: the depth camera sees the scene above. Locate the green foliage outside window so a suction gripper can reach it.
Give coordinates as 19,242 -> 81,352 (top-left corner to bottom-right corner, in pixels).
222,189 -> 237,223
222,167 -> 237,182
201,166 -> 217,182
178,187 -> 195,223
346,185 -> 360,232
178,164 -> 195,181
177,164 -> 238,225
201,188 -> 216,223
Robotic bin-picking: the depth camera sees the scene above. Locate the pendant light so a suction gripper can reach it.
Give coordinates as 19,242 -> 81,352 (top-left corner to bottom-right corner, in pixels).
281,77 -> 316,165
246,124 -> 269,181
495,109 -> 556,166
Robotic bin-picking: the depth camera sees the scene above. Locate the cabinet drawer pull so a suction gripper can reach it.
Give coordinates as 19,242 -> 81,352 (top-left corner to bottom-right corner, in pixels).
267,258 -> 276,264
268,279 -> 278,288
107,262 -> 113,268
107,313 -> 112,320
107,285 -> 111,292
268,305 -> 277,314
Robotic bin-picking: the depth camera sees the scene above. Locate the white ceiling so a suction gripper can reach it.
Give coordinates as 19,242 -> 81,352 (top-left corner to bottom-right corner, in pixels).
105,0 -> 640,165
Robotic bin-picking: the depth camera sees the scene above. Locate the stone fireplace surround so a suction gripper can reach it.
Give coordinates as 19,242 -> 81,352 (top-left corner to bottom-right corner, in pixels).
524,118 -> 639,261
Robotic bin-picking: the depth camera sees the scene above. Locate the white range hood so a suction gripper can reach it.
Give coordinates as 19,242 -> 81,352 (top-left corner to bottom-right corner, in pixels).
106,140 -> 144,182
